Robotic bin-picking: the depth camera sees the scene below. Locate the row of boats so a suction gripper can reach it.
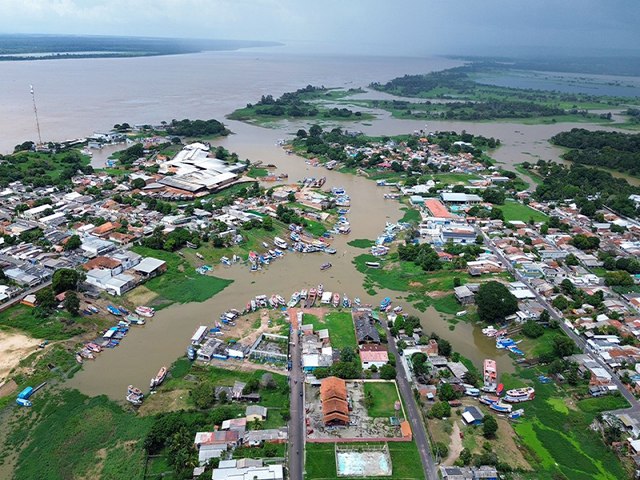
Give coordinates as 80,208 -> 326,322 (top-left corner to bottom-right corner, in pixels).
76,305 -> 155,364
244,286 -> 362,313
473,358 -> 534,417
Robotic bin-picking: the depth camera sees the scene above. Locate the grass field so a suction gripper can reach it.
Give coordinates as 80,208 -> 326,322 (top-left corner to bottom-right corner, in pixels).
162,362 -> 290,411
508,371 -> 629,480
7,389 -> 151,480
0,303 -> 110,340
364,382 -> 400,418
432,173 -> 482,184
303,311 -> 357,349
129,246 -> 233,307
399,207 -> 421,224
305,441 -> 425,480
499,200 -> 549,223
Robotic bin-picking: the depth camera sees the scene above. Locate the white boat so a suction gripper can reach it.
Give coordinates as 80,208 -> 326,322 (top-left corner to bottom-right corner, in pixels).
300,289 -> 308,300
504,387 -> 535,403
274,237 -> 288,249
456,310 -> 467,317
288,292 -> 300,308
275,295 -> 286,306
317,284 -> 324,295
483,359 -> 497,393
150,366 -> 167,389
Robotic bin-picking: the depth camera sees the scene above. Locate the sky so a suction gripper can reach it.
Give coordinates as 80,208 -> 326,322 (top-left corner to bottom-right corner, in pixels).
1,0 -> 639,56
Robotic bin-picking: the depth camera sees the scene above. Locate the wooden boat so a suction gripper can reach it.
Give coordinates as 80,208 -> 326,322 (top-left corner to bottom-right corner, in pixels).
150,366 -> 168,389
332,293 -> 340,308
365,261 -> 381,268
483,359 -> 497,393
320,262 -> 332,271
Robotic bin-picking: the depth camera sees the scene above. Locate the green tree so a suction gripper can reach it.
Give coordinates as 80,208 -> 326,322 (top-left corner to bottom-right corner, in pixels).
380,364 -> 396,380
432,441 -> 449,459
438,383 -> 459,401
483,414 -> 498,438
35,287 -> 56,311
63,291 -> 80,316
64,234 -> 82,251
192,381 -> 216,408
552,336 -> 577,358
522,320 -> 544,338
262,216 -> 274,231
131,177 -> 146,189
475,281 -> 518,323
430,401 -> 451,419
52,268 -> 84,294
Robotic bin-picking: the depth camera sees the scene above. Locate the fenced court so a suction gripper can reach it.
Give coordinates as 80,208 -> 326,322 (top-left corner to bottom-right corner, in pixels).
335,443 -> 392,477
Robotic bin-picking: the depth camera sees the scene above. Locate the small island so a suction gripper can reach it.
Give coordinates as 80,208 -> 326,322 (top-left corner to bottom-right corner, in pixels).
227,85 -> 373,125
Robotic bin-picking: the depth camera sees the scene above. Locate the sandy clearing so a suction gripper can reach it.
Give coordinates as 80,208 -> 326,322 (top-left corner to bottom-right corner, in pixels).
0,332 -> 41,382
443,420 -> 463,466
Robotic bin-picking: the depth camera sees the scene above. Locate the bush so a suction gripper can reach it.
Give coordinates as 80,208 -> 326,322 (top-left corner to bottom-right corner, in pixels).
432,441 -> 449,459
483,414 -> 498,438
430,401 -> 451,418
522,320 -> 544,338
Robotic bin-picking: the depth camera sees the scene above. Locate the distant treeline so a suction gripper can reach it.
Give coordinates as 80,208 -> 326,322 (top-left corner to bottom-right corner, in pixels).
0,34 -> 281,60
551,128 -> 640,176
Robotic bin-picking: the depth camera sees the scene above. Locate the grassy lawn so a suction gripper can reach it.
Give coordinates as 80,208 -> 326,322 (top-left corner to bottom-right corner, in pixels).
8,389 -> 151,480
364,382 -> 400,418
500,200 -> 549,223
129,246 -> 233,307
515,164 -> 543,185
432,173 -> 481,184
399,207 -> 421,224
302,311 -> 357,349
305,219 -> 327,237
305,441 -> 425,480
348,238 -> 375,249
246,167 -> 269,178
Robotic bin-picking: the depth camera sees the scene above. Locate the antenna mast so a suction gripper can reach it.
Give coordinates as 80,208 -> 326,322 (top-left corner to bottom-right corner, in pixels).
30,84 -> 43,145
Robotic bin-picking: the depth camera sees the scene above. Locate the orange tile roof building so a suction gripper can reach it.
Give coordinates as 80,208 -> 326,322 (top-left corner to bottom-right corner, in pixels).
320,376 -> 349,425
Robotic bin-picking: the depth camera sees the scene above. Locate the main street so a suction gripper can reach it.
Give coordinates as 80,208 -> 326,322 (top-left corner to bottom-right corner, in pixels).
288,319 -> 305,480
480,230 -> 640,413
384,322 -> 439,480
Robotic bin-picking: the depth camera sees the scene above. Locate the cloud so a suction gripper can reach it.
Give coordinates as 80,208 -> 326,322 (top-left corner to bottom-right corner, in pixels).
0,0 -> 638,56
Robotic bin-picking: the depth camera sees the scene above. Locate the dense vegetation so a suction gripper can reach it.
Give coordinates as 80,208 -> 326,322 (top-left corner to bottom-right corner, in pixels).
532,162 -> 640,217
551,128 -> 640,176
228,85 -> 367,121
0,149 -> 92,187
164,118 -> 229,137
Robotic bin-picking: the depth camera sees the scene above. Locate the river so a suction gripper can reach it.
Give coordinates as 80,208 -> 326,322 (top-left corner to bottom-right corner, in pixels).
1,50 -> 636,398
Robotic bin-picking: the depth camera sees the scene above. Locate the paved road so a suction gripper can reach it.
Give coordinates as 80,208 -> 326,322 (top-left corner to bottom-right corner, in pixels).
384,322 -> 439,480
480,230 -> 640,414
288,322 -> 305,480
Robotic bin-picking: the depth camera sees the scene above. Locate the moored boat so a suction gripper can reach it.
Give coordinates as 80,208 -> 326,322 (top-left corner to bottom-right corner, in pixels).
317,284 -> 324,295
479,395 -> 499,405
150,366 -> 168,389
324,247 -> 337,254
483,359 -> 497,393
107,305 -> 122,316
490,402 -> 512,413
127,314 -> 145,325
332,293 -> 340,308
380,297 -> 392,311
504,387 -> 535,403
365,261 -> 381,268
300,289 -> 308,300
307,288 -> 317,307
275,295 -> 286,306
126,385 -> 144,405
274,237 -> 288,249
187,346 -> 196,361
135,306 -> 155,317
288,292 -> 300,308
320,262 -> 332,271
